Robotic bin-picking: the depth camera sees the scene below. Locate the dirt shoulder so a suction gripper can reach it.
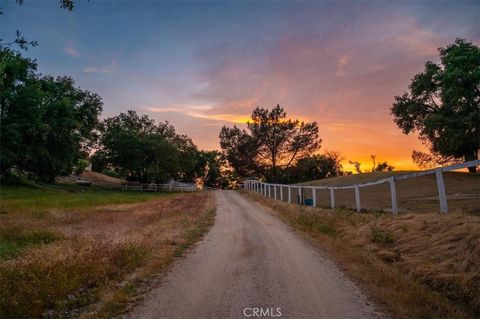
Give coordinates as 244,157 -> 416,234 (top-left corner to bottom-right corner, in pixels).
240,190 -> 480,319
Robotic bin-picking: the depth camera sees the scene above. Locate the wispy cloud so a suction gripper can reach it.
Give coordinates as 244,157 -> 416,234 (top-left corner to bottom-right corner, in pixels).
65,47 -> 80,57
83,58 -> 117,74
335,54 -> 349,77
146,105 -> 249,124
83,67 -> 111,74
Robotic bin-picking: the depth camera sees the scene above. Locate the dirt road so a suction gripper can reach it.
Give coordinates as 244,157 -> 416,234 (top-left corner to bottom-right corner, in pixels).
126,190 -> 385,319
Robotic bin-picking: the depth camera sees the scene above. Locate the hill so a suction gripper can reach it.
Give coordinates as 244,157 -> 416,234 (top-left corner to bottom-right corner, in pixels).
81,171 -> 125,185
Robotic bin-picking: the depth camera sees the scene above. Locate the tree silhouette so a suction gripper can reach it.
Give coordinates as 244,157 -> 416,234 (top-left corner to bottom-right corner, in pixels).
219,105 -> 321,182
391,39 -> 480,173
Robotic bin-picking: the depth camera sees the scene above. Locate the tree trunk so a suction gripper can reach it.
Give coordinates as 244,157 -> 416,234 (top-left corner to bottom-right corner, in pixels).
464,150 -> 478,173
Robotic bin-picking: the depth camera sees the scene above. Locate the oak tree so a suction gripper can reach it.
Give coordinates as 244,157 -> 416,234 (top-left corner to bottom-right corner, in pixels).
391,39 -> 480,173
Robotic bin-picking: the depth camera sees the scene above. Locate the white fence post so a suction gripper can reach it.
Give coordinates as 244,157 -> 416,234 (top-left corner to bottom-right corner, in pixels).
241,160 -> 477,214
435,169 -> 448,214
354,185 -> 361,212
330,188 -> 335,209
312,187 -> 317,207
389,177 -> 398,215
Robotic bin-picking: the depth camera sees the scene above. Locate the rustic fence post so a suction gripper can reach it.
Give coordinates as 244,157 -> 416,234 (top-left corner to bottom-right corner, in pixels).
298,187 -> 302,205
389,177 -> 398,215
435,169 -> 448,214
330,187 -> 335,209
274,185 -> 277,200
312,187 -> 317,207
280,185 -> 283,201
288,186 -> 292,203
354,185 -> 361,212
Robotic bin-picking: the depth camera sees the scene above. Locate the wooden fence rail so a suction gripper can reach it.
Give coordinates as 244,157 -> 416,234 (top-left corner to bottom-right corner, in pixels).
244,159 -> 480,214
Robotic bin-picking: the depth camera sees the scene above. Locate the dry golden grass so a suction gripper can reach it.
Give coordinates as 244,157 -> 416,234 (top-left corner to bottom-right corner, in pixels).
241,190 -> 480,319
292,171 -> 480,214
0,191 -> 215,319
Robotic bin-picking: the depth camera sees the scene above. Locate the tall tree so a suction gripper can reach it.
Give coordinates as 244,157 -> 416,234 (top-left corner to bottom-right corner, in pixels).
0,48 -> 103,181
94,110 -> 203,183
219,105 -> 321,182
391,39 -> 480,173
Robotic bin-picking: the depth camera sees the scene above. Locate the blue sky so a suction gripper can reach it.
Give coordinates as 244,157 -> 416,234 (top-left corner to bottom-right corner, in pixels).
2,0 -> 479,169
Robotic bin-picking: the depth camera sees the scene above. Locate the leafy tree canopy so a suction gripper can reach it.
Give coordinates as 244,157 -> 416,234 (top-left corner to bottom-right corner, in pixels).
93,110 -> 204,183
219,104 -> 321,182
285,152 -> 344,183
391,39 -> 480,172
0,48 -> 103,181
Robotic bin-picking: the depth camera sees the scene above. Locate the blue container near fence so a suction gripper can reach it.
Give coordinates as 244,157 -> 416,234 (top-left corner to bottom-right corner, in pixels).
304,198 -> 313,206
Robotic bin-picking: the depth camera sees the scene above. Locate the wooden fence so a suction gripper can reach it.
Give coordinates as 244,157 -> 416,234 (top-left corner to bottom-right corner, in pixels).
243,159 -> 480,214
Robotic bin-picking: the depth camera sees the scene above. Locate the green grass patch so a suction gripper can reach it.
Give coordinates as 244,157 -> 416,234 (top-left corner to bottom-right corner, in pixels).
370,225 -> 395,246
115,244 -> 149,272
0,185 -> 166,215
0,228 -> 61,259
296,211 -> 337,237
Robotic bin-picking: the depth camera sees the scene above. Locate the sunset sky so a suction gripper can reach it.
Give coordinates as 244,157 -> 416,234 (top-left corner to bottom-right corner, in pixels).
2,1 -> 479,171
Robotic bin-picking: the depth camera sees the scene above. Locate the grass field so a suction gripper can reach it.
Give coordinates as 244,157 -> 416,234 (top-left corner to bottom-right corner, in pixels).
241,190 -> 480,318
289,171 -> 480,214
0,183 -> 215,318
0,184 -> 160,215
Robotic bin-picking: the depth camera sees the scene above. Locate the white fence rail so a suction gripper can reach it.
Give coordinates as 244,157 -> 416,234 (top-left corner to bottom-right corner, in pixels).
120,182 -> 198,192
244,159 -> 480,214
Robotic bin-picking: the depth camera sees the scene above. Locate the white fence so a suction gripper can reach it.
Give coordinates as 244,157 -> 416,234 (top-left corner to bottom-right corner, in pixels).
243,159 -> 480,214
121,181 -> 198,192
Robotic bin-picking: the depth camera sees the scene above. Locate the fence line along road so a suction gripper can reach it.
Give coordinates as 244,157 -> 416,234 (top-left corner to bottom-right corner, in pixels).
121,182 -> 198,192
243,159 -> 480,215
